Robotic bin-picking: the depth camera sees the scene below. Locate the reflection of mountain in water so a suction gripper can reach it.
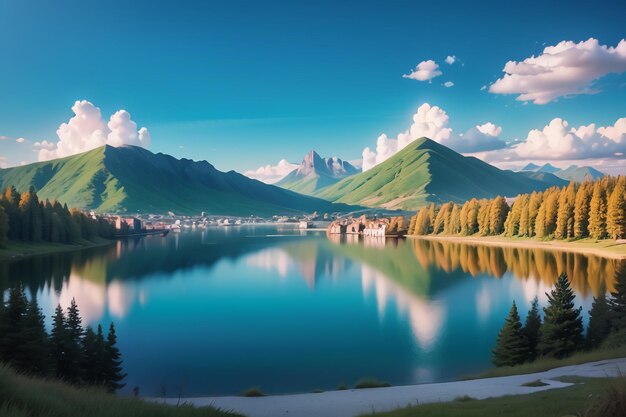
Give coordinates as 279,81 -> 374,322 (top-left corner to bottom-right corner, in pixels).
409,238 -> 621,297
247,241 -> 351,288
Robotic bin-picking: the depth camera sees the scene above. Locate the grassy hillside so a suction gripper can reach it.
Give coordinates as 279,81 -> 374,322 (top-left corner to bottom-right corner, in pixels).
316,138 -> 567,210
0,146 -> 357,216
0,364 -> 240,417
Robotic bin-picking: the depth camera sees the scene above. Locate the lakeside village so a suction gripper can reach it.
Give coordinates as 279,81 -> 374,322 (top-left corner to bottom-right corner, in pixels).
99,211 -> 409,238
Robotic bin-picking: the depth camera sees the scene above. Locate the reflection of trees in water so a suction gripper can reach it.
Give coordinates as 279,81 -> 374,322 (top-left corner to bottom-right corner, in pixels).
0,245 -> 116,296
1,233 -> 309,296
409,238 -> 621,297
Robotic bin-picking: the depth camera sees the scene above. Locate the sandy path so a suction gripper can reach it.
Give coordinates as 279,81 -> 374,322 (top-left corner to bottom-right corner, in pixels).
152,358 -> 626,417
410,235 -> 626,260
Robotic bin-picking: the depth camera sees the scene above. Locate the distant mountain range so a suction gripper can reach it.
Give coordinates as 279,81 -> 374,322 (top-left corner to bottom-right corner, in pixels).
519,163 -> 604,182
313,138 -> 567,211
276,150 -> 360,194
0,145 -> 357,216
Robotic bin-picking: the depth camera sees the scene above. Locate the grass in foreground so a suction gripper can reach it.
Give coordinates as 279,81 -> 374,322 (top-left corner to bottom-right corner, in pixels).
361,376 -> 618,417
0,364 -> 240,417
467,345 -> 626,379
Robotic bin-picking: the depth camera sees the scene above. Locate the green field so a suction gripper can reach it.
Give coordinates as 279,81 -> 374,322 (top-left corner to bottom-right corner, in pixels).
361,376 -> 622,417
0,364 -> 241,417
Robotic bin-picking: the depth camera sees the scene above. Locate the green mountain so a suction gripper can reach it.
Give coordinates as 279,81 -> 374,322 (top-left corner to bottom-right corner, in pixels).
276,150 -> 360,194
315,138 -> 567,210
0,145 -> 356,216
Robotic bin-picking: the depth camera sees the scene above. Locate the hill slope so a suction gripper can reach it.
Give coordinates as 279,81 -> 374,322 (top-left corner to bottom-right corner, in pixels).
315,138 -> 567,210
0,146 -> 356,215
276,150 -> 359,194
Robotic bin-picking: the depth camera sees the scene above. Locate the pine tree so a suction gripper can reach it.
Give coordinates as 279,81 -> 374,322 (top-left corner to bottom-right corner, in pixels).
586,294 -> 611,349
104,323 -> 126,392
606,177 -> 626,240
16,298 -> 51,376
0,205 -> 8,245
492,301 -> 529,367
82,326 -> 106,386
574,182 -> 591,239
64,298 -> 85,383
539,273 -> 584,358
608,261 -> 626,332
588,181 -> 607,239
50,304 -> 70,380
522,297 -> 542,361
0,285 -> 28,368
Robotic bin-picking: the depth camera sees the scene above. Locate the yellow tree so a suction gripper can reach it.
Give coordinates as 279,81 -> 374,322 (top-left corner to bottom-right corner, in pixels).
607,177 -> 626,240
477,199 -> 491,236
489,196 -> 509,235
555,182 -> 576,240
518,195 -> 530,237
504,195 -> 522,237
588,180 -> 607,240
449,204 -> 461,235
574,182 -> 592,239
527,191 -> 543,237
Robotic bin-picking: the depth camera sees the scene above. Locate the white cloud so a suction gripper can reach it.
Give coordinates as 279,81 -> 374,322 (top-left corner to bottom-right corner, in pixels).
0,156 -> 7,169
362,104 -> 448,170
443,81 -> 454,88
477,118 -> 626,173
443,123 -> 506,154
38,100 -> 151,161
403,60 -> 442,82
445,55 -> 456,65
480,85 -> 487,91
489,38 -> 626,104
361,104 -> 509,170
15,137 -> 26,143
244,159 -> 298,184
0,136 -> 8,140
476,122 -> 502,137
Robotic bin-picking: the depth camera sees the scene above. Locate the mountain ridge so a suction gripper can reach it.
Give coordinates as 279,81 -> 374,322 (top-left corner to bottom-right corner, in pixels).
276,149 -> 360,194
0,145 -> 357,216
315,138 -> 567,210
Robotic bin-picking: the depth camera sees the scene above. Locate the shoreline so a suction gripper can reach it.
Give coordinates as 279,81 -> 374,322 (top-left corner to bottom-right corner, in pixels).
0,238 -> 115,261
408,235 -> 626,260
151,358 -> 626,417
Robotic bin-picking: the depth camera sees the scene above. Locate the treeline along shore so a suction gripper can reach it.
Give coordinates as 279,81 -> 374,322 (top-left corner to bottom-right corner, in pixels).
407,176 -> 626,243
0,186 -> 117,257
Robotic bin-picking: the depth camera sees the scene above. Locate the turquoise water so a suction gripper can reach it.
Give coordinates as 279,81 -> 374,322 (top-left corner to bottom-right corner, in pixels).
0,226 -> 619,396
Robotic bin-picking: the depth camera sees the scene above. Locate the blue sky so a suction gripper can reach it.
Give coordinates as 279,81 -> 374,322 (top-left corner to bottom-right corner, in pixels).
0,0 -> 625,175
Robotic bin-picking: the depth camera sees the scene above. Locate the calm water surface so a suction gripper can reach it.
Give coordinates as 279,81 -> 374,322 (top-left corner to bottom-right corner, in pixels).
0,225 -> 621,396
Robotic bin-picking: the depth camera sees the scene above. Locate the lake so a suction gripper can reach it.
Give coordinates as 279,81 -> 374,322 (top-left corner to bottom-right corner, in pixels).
0,225 -> 621,396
